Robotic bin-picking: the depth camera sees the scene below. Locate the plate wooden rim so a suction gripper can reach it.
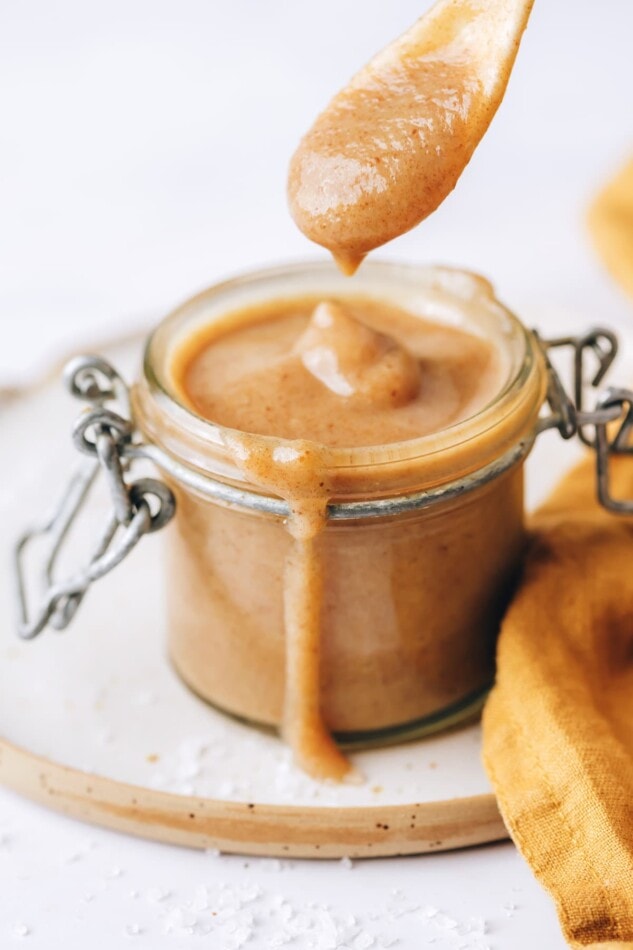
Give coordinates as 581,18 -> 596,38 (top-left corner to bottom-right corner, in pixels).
0,332 -> 507,858
0,738 -> 506,857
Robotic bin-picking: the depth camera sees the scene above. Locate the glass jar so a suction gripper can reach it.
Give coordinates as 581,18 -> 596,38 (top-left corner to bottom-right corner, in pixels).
131,261 -> 547,746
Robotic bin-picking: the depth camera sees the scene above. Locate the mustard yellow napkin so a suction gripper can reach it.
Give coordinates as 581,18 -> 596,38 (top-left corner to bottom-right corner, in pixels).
482,453 -> 633,947
483,154 -> 633,947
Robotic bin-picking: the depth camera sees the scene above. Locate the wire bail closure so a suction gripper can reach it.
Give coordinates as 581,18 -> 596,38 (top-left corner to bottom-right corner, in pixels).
13,326 -> 633,641
14,356 -> 176,640
534,329 -> 633,512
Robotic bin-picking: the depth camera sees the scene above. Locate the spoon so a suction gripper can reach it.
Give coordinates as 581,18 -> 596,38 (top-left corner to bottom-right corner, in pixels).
288,0 -> 535,274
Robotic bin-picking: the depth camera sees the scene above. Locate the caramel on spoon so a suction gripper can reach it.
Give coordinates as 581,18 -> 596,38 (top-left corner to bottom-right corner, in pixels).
288,0 -> 535,274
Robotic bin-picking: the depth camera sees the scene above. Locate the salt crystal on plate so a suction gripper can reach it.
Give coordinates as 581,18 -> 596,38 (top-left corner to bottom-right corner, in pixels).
420,906 -> 439,919
61,850 -> 82,865
463,916 -> 487,935
177,761 -> 201,781
353,933 -> 375,949
163,906 -> 198,935
146,887 -> 170,904
192,885 -> 210,911
180,736 -> 209,758
13,923 -> 30,938
218,780 -> 237,797
340,856 -> 353,870
227,925 -> 252,948
124,924 -> 142,937
133,690 -> 156,706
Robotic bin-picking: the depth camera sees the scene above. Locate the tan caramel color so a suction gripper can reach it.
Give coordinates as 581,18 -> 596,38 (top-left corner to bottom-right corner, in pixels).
166,464 -> 525,740
288,0 -> 534,272
134,264 -> 547,783
483,454 -> 633,948
588,157 -> 633,301
176,295 -> 504,447
167,293 -> 524,781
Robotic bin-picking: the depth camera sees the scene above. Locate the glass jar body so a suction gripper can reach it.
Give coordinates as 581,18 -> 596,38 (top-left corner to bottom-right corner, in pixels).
166,464 -> 525,742
134,261 -> 545,746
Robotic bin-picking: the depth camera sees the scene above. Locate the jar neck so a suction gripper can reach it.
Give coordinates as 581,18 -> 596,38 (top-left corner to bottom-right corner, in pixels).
132,262 -> 547,502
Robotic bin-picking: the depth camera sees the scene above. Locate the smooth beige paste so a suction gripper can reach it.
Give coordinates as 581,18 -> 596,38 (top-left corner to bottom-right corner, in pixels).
288,0 -> 534,273
173,296 -> 507,781
180,296 -> 503,447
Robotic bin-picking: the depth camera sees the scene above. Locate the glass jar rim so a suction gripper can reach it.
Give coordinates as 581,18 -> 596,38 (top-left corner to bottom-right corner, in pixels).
135,260 -> 547,493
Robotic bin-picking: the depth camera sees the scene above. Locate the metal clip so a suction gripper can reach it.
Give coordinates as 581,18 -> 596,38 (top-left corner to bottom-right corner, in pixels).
593,386 -> 633,513
14,356 -> 176,640
536,329 -> 633,514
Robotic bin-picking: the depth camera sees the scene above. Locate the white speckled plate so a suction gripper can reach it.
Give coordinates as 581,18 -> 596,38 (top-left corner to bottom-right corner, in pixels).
0,314 -> 623,857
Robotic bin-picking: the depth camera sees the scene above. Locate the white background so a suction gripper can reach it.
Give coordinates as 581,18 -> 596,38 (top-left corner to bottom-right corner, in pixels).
1,0 -> 632,947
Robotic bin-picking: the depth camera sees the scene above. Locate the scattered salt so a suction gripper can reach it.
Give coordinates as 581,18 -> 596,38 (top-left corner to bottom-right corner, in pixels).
462,916 -> 487,935
420,906 -> 439,919
13,923 -> 30,938
192,885 -> 210,911
353,933 -> 375,949
227,925 -> 252,948
434,912 -> 458,930
163,906 -> 198,935
124,923 -> 143,937
61,850 -> 83,865
145,887 -> 170,904
133,690 -> 156,706
340,856 -> 353,870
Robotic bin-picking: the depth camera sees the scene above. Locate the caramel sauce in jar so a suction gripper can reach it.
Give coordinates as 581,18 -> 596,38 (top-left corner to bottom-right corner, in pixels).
133,262 -> 546,780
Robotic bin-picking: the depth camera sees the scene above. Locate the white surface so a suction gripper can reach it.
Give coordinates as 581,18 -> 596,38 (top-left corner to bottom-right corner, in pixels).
1,0 -> 632,946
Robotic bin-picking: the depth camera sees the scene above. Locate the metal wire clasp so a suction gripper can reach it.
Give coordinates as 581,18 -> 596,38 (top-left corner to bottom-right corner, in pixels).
536,328 -> 633,514
14,356 -> 176,640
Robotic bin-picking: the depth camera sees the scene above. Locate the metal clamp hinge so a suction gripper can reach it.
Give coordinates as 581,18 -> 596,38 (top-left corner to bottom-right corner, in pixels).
536,328 -> 633,514
14,356 -> 176,640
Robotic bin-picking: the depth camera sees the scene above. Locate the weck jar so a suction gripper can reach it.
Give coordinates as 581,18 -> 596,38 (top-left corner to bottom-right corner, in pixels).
131,261 -> 548,746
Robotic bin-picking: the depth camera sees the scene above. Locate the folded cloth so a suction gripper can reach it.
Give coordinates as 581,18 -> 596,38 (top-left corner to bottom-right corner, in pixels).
588,157 -> 633,302
482,452 -> 633,948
